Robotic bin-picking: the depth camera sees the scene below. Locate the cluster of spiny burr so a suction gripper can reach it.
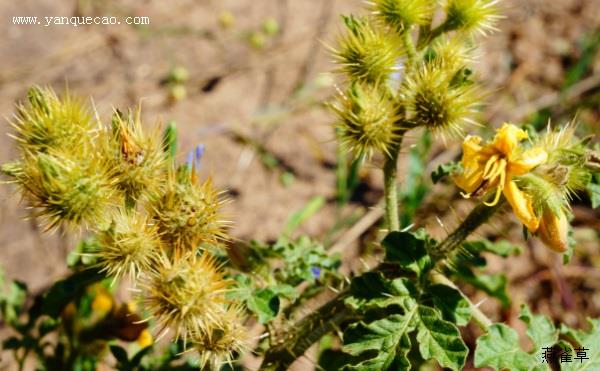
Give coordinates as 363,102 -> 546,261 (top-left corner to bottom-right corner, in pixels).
330,0 -> 501,157
1,86 -> 247,369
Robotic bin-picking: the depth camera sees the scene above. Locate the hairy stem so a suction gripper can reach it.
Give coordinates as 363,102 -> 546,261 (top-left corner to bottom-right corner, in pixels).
430,199 -> 505,261
260,292 -> 358,371
258,201 -> 501,369
383,146 -> 400,232
401,30 -> 417,69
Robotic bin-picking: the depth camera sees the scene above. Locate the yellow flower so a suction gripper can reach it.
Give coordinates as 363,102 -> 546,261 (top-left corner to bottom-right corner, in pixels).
136,329 -> 154,348
453,123 -> 547,232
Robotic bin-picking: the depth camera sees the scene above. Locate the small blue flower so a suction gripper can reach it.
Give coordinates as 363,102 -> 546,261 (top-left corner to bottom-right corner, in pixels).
195,144 -> 205,169
186,144 -> 206,171
195,144 -> 205,161
310,266 -> 322,279
186,150 -> 194,169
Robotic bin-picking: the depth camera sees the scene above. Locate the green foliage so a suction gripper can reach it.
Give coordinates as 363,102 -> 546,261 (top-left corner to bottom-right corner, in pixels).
475,323 -> 547,371
235,275 -> 290,324
560,319 -> 600,370
0,269 -> 27,327
341,230 -> 471,370
248,236 -> 340,286
587,182 -> 600,209
474,305 -> 584,371
41,268 -> 105,318
283,196 -> 326,236
110,345 -> 153,371
425,284 -> 471,326
162,120 -> 178,160
519,305 -> 558,350
431,161 -> 460,184
235,236 -> 339,325
342,314 -> 413,370
345,273 -> 418,312
382,230 -> 434,278
342,279 -> 468,370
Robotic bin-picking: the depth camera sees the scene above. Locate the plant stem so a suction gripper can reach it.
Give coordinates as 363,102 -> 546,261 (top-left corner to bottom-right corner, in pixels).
430,199 -> 505,261
259,198 -> 502,368
383,146 -> 400,232
260,292 -> 358,371
401,30 -> 417,69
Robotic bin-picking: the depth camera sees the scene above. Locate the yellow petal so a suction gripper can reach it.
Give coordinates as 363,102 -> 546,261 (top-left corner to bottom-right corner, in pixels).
503,180 -> 539,232
492,123 -> 528,156
453,168 -> 484,194
453,135 -> 486,193
509,147 -> 548,175
91,288 -> 114,314
537,209 -> 569,253
137,329 -> 154,348
462,135 -> 483,158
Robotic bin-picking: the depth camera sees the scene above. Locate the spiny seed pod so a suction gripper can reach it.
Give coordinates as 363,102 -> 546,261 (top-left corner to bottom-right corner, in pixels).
17,152 -> 114,230
442,0 -> 501,36
11,86 -> 95,154
424,36 -> 475,72
331,83 -> 402,157
150,168 -> 227,256
103,108 -> 165,203
538,124 -> 592,196
96,210 -> 161,281
368,0 -> 434,32
401,63 -> 479,137
193,305 -> 248,370
333,15 -> 400,84
141,253 -> 231,343
516,173 -> 566,223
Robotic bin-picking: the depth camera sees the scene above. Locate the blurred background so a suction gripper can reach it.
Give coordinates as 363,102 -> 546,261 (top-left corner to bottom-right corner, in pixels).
1,0 -> 599,369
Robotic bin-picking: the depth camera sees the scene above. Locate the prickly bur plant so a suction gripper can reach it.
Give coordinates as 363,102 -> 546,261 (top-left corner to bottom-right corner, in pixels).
150,169 -> 227,258
102,108 -> 165,204
333,15 -> 400,85
95,209 -> 161,280
258,1 -> 599,370
1,1 -> 599,370
331,83 -> 402,156
1,86 -> 247,370
141,253 -> 231,344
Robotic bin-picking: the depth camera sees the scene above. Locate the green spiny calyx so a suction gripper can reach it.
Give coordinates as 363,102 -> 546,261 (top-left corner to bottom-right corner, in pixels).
334,15 -> 401,84
96,209 -> 161,280
369,0 -> 434,33
151,168 -> 227,256
443,0 -> 501,35
402,62 -> 479,137
19,151 -> 114,230
332,83 -> 403,157
103,108 -> 165,203
193,304 -> 249,370
142,253 -> 231,343
12,86 -> 95,154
